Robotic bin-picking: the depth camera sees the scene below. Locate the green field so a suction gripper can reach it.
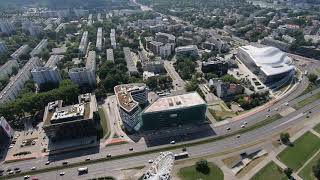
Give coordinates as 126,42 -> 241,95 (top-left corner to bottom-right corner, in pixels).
178,162 -> 224,180
98,107 -> 110,139
299,150 -> 320,180
251,161 -> 287,180
295,91 -> 320,109
314,123 -> 320,134
278,132 -> 320,170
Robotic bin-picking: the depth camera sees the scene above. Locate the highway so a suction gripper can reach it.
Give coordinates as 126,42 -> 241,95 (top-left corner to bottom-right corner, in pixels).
1,1 -> 320,179
6,97 -> 320,180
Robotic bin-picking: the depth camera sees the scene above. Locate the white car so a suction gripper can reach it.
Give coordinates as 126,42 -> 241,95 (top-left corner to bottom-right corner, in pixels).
59,172 -> 65,176
45,161 -> 50,165
148,159 -> 153,163
31,167 -> 36,170
24,175 -> 30,179
170,141 -> 175,144
285,102 -> 289,106
241,125 -> 245,128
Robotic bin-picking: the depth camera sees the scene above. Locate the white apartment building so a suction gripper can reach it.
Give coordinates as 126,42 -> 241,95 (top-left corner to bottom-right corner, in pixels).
31,55 -> 63,87
30,39 -> 48,57
96,27 -> 103,51
0,60 -> 19,79
0,20 -> 15,35
11,45 -> 30,60
69,51 -> 96,87
79,31 -> 88,54
0,57 -> 41,104
110,29 -> 116,49
106,49 -> 114,62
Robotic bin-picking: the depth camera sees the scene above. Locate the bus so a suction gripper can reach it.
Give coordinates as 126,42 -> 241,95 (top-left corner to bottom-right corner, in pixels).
174,152 -> 189,160
78,167 -> 88,175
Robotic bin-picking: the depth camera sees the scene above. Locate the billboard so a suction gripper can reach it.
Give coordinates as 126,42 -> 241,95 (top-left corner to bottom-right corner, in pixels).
0,117 -> 14,139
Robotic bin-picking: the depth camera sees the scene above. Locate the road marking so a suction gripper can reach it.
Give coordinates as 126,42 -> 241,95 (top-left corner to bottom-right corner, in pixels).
272,113 -> 304,129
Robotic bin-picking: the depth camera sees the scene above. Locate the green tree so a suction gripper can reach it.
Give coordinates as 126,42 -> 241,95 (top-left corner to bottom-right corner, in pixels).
313,159 -> 320,179
195,159 -> 209,174
307,73 -> 318,84
280,132 -> 290,145
283,167 -> 293,178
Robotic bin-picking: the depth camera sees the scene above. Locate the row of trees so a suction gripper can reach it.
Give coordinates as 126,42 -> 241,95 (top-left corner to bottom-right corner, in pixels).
0,80 -> 80,129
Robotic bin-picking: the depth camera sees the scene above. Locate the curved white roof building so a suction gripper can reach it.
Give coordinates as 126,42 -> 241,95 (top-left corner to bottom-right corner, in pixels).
237,45 -> 295,87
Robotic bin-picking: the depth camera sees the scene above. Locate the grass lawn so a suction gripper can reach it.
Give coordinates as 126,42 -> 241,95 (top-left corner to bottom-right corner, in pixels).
298,150 -> 320,180
278,132 -> 320,171
251,161 -> 287,180
301,83 -> 317,96
98,107 -> 110,139
294,91 -> 320,109
178,162 -> 224,180
208,108 -> 236,121
314,123 -> 320,134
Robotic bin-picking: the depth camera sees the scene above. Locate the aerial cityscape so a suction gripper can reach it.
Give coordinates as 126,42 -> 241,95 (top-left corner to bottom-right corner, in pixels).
0,0 -> 320,179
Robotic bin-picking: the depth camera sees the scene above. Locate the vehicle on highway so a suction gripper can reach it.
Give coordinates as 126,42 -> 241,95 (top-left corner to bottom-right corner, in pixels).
170,140 -> 175,144
8,171 -> 14,175
148,159 -> 153,163
78,167 -> 88,175
6,168 -> 11,172
15,170 -> 21,173
85,157 -> 90,161
243,121 -> 248,125
14,167 -> 19,171
266,115 -> 270,118
237,135 -> 241,138
129,147 -> 133,151
107,154 -> 112,158
226,127 -> 231,131
241,125 -> 245,128
59,172 -> 65,176
62,161 -> 68,165
31,167 -> 36,170
182,147 -> 187,152
174,152 -> 189,160
285,102 -> 289,106
24,175 -> 30,179
32,177 -> 39,180
45,161 -> 50,165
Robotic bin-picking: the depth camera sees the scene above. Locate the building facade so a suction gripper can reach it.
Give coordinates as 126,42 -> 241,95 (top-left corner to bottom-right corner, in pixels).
114,84 -> 148,132
30,39 -> 48,57
79,31 -> 88,55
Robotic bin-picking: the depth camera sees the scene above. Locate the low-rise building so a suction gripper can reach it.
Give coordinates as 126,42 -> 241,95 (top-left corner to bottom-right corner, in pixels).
69,51 -> 96,87
210,80 -> 244,100
155,32 -> 176,44
140,92 -> 207,130
201,57 -> 228,76
175,45 -> 199,58
42,93 -> 98,142
114,84 -> 148,132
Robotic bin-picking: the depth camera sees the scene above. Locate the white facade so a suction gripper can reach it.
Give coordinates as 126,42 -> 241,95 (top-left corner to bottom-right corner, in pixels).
79,31 -> 88,54
0,60 -> 19,79
237,45 -> 295,87
123,47 -> 138,76
106,49 -> 114,62
30,39 -> 48,57
11,45 -> 30,60
0,20 -> 15,35
96,27 -> 103,51
110,29 -> 117,49
0,57 -> 41,104
31,66 -> 62,86
159,43 -> 173,58
69,51 -> 96,87
175,45 -> 199,57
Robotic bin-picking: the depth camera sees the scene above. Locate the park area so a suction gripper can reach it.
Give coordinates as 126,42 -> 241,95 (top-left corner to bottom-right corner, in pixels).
178,160 -> 224,180
298,151 -> 320,180
277,132 -> 320,171
251,162 -> 287,180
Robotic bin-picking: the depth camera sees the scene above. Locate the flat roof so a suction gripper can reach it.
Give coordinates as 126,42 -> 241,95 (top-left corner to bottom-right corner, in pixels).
114,83 -> 146,112
144,92 -> 206,113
